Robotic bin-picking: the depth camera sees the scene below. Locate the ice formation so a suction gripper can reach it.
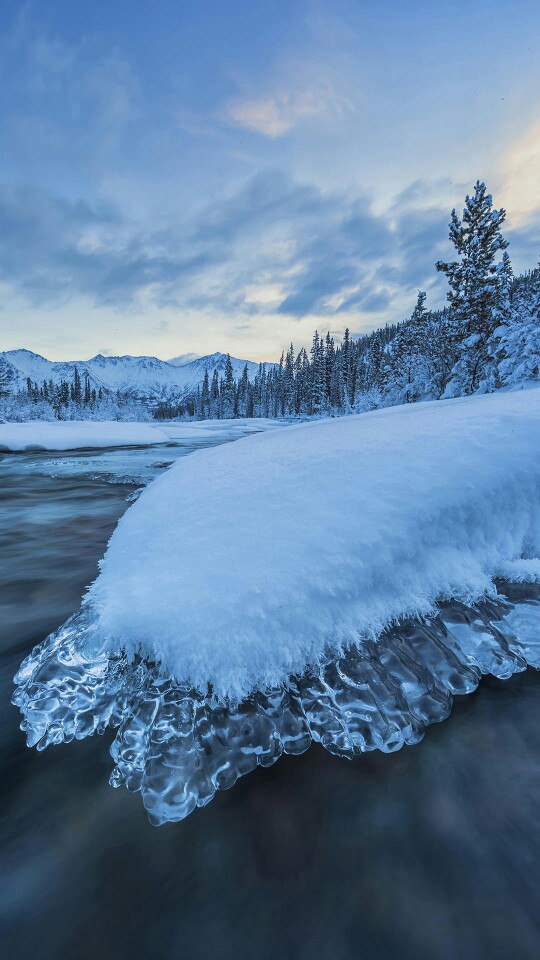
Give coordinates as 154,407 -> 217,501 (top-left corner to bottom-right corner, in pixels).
12,585 -> 540,824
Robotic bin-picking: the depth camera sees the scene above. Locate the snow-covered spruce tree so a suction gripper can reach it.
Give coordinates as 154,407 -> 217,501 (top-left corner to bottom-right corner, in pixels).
210,368 -> 220,418
436,181 -> 509,395
0,358 -> 13,399
292,348 -> 307,415
360,332 -> 384,395
341,327 -> 354,411
324,331 -> 334,402
384,291 -> 432,403
330,350 -> 344,410
422,308 -> 455,399
237,363 -> 250,417
283,345 -> 295,415
72,366 -> 82,404
309,332 -> 326,415
497,258 -> 540,384
200,368 -> 210,419
221,353 -> 236,418
252,363 -> 265,418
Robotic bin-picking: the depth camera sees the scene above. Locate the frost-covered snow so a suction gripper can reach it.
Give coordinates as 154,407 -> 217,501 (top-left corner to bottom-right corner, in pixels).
85,389 -> 540,701
0,420 -> 170,451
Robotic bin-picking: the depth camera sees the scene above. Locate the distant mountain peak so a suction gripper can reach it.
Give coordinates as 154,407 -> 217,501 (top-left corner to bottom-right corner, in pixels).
0,348 -> 276,402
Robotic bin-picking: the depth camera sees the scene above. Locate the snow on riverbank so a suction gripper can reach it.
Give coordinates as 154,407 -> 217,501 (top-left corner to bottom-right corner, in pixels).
0,417 -> 283,451
160,417 -> 285,443
0,420 -> 170,451
85,389 -> 540,700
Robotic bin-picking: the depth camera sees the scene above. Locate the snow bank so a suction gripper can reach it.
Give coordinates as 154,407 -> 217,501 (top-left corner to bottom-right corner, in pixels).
0,420 -> 170,452
86,389 -> 540,700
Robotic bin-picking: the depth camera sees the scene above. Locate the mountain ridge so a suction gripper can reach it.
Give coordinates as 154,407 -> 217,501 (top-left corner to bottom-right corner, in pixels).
0,349 -> 274,402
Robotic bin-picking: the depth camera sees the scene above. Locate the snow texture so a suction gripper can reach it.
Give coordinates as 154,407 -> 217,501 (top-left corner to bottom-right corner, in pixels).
85,388 -> 540,701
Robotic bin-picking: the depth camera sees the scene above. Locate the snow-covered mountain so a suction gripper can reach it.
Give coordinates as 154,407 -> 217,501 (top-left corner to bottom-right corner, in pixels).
167,352 -> 264,385
0,349 -> 271,401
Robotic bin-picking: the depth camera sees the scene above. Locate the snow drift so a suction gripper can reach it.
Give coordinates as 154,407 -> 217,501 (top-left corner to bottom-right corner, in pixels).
84,389 -> 540,700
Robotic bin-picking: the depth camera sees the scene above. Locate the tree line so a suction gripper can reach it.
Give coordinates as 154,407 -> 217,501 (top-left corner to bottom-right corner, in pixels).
0,366 -> 149,422
25,367 -> 103,410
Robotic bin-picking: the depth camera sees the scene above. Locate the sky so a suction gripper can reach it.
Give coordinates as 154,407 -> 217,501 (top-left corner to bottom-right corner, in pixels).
1,0 -> 540,362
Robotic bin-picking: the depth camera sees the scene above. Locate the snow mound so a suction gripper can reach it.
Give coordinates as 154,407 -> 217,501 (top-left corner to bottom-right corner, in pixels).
85,389 -> 540,700
0,420 -> 171,452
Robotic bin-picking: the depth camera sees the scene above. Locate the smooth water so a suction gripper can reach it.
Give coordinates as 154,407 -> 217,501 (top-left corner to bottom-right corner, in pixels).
2,441 -> 540,959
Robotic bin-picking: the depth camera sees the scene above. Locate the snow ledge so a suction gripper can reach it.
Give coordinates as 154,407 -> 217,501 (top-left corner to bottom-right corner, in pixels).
79,389 -> 540,700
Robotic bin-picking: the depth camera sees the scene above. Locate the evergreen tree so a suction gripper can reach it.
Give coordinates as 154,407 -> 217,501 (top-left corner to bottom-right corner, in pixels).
436,181 -> 509,395
283,344 -> 295,415
201,368 -> 210,419
324,331 -> 334,402
237,363 -> 250,417
74,367 -> 82,404
497,257 -> 540,384
386,291 -> 430,403
222,354 -> 236,418
424,309 -> 455,399
329,350 -> 344,409
0,360 -> 12,398
309,332 -> 325,414
210,368 -> 220,418
341,328 -> 354,409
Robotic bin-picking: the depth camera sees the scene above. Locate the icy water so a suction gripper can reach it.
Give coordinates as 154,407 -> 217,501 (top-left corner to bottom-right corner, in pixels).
2,442 -> 540,959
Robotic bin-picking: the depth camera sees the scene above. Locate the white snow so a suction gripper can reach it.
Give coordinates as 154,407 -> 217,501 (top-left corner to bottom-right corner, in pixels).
0,420 -> 170,451
85,389 -> 540,701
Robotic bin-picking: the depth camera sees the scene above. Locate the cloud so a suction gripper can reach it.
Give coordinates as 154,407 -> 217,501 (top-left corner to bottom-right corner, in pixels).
225,78 -> 351,138
0,169 -> 495,334
226,94 -> 295,138
168,352 -> 200,365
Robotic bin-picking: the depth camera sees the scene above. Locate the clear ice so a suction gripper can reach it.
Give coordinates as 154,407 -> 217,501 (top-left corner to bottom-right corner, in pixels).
12,582 -> 540,825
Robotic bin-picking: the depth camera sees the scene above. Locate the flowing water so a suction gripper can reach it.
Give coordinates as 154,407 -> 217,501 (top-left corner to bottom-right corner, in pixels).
2,439 -> 540,959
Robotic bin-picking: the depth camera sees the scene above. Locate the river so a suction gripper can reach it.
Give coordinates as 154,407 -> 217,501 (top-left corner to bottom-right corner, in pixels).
2,438 -> 540,960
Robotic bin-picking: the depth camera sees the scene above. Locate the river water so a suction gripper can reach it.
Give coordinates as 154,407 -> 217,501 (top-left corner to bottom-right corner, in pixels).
2,439 -> 540,959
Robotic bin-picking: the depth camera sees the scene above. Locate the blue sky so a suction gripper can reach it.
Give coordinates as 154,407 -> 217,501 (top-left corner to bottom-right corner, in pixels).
1,0 -> 540,361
